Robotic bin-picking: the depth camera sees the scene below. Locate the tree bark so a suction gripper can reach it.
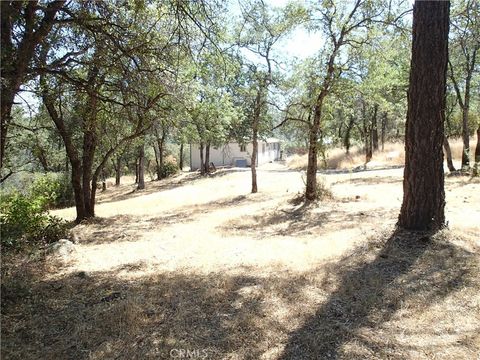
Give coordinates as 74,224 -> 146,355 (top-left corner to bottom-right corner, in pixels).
199,143 -> 205,175
461,100 -> 470,170
443,136 -> 456,172
344,115 -> 355,154
179,143 -> 184,170
363,102 -> 372,164
372,103 -> 379,151
135,160 -> 139,183
115,157 -> 121,186
398,0 -> 449,230
473,125 -> 480,176
137,144 -> 145,190
81,130 -> 96,218
205,143 -> 210,174
251,88 -> 262,194
381,112 -> 387,151
154,126 -> 166,180
153,145 -> 161,180
42,84 -> 87,223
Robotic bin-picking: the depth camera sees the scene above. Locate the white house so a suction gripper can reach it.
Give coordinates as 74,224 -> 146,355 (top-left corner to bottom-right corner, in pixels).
189,138 -> 281,170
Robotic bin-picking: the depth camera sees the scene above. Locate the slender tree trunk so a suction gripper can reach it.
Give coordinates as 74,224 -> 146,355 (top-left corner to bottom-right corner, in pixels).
115,157 -> 121,186
154,128 -> 166,179
461,106 -> 470,170
372,104 -> 379,151
443,136 -> 456,172
381,112 -> 387,151
153,144 -> 160,180
398,0 -> 448,230
101,170 -> 106,192
473,125 -> 480,176
82,131 -> 96,218
137,145 -> 145,190
306,104 -> 322,200
204,143 -> 210,174
363,103 -> 372,163
344,115 -> 354,154
199,143 -> 205,175
179,143 -> 184,170
251,89 -> 262,194
135,160 -> 139,183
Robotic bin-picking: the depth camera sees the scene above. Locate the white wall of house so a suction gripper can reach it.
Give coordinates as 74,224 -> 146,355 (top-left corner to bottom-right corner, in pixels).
190,139 -> 281,170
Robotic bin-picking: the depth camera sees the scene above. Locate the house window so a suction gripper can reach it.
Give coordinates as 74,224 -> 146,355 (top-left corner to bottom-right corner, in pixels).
240,144 -> 246,152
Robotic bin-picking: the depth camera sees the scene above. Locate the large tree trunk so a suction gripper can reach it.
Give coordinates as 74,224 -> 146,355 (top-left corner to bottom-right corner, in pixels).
71,162 -> 86,223
443,136 -> 456,172
42,84 -> 87,223
137,145 -> 145,190
372,104 -> 379,151
398,0 -> 449,230
204,143 -> 210,174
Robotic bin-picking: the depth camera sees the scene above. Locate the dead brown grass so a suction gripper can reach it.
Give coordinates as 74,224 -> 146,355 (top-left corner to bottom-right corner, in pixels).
2,230 -> 479,359
2,163 -> 479,359
287,138 -> 477,171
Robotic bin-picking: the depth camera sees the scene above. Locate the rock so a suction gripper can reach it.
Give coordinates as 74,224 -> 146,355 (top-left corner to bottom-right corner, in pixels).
46,239 -> 76,259
69,231 -> 80,244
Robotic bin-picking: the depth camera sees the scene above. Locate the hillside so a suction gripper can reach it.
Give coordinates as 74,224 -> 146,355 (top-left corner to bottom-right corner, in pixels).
2,164 -> 479,359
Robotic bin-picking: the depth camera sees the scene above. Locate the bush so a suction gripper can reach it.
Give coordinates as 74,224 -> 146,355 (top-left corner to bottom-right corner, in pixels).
161,155 -> 179,178
0,191 -> 69,250
315,177 -> 334,200
29,173 -> 74,209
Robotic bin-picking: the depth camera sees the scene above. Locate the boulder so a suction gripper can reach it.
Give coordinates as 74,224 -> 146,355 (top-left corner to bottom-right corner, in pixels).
46,239 -> 76,259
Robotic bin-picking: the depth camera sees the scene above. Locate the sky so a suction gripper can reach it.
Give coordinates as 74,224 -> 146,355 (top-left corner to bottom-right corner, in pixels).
265,0 -> 322,60
16,0 -> 329,115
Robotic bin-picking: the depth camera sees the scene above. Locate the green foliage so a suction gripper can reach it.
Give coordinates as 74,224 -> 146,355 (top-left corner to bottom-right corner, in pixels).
29,173 -> 74,209
161,155 -> 179,178
0,191 -> 69,250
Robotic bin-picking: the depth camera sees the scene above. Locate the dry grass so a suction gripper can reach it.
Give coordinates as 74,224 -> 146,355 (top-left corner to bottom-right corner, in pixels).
287,138 -> 477,171
2,163 -> 479,359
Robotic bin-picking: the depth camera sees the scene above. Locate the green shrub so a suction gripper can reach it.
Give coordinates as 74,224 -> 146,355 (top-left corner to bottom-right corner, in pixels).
29,173 -> 74,209
161,155 -> 179,178
0,191 -> 69,250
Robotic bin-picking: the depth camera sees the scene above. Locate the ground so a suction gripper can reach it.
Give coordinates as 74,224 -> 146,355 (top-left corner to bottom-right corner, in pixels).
2,162 -> 479,359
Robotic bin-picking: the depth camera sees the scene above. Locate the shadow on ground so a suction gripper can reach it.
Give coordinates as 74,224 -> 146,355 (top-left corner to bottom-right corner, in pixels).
2,229 -> 478,359
219,200 -> 393,238
74,194 -> 257,245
